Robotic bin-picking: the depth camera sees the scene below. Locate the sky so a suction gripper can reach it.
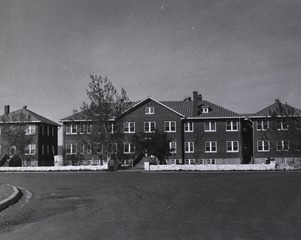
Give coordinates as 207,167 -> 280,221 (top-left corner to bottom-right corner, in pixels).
1,0 -> 301,144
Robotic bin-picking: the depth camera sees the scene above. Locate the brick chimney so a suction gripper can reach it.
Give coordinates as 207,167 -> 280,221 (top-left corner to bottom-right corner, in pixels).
193,91 -> 203,116
4,105 -> 10,115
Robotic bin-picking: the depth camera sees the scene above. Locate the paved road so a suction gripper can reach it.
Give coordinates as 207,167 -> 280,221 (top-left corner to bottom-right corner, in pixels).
0,171 -> 301,240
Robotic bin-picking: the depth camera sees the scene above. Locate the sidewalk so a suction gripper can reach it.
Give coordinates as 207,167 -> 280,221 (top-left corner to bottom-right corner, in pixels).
0,184 -> 22,211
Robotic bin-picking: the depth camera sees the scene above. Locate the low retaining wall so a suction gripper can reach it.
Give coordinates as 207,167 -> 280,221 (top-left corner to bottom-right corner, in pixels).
144,162 -> 276,171
0,163 -> 109,172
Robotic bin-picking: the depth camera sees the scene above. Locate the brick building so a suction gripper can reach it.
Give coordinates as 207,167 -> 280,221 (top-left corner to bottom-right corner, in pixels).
60,91 -> 301,166
0,105 -> 60,166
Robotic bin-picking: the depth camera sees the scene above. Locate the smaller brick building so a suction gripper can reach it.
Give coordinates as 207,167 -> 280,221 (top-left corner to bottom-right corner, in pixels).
0,105 -> 60,166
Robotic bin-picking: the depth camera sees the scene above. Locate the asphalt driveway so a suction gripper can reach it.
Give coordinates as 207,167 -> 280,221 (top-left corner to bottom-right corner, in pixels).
0,171 -> 301,240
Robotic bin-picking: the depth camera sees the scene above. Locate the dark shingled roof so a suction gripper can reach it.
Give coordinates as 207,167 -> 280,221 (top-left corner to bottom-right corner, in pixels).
252,102 -> 301,117
161,101 -> 194,117
60,97 -> 240,121
0,107 -> 60,126
195,100 -> 240,118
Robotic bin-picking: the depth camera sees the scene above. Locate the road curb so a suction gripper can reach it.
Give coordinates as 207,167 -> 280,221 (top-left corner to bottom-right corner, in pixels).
0,184 -> 23,211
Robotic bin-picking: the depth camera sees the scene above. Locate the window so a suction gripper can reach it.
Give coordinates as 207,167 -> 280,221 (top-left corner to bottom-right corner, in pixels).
52,127 -> 55,136
277,120 -> 288,130
42,145 -> 44,155
97,143 -> 103,154
0,145 -> 1,155
197,159 -> 204,164
109,123 -> 114,133
145,107 -> 155,114
0,126 -> 1,135
165,121 -> 176,132
227,141 -> 239,152
205,121 -> 216,132
47,126 -> 50,136
185,159 -> 195,164
25,125 -> 36,135
66,143 -> 77,154
47,145 -> 50,155
80,144 -> 85,154
87,124 -> 92,134
205,141 -> 217,153
257,140 -> 270,152
124,122 -> 135,133
226,121 -> 238,131
296,119 -> 301,130
257,120 -> 269,131
184,122 -> 194,132
169,142 -> 177,154
202,107 -> 209,113
297,142 -> 301,151
80,124 -> 85,134
276,140 -> 289,151
87,143 -> 92,154
206,159 -> 216,164
124,142 -> 135,154
144,121 -> 156,133
185,142 -> 194,153
66,124 -> 77,134
25,144 -> 36,155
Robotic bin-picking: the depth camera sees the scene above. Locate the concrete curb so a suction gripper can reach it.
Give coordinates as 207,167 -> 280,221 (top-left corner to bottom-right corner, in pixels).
0,184 -> 23,212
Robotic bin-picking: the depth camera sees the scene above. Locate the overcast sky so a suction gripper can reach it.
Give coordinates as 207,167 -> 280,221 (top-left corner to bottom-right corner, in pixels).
1,0 -> 301,125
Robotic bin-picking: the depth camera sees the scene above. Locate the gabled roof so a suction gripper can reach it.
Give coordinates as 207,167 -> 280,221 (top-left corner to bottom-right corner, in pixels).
117,97 -> 186,118
252,101 -> 301,117
60,96 -> 240,121
0,107 -> 60,126
60,110 -> 91,122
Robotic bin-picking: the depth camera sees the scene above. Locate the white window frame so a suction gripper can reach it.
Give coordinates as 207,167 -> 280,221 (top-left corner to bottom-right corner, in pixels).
184,122 -> 194,132
276,140 -> 289,152
25,144 -> 36,155
66,124 -> 77,135
257,120 -> 269,131
226,121 -> 238,132
80,144 -> 85,154
169,142 -> 177,154
25,125 -> 36,135
185,159 -> 195,165
257,140 -> 270,152
144,121 -> 156,133
206,159 -> 216,164
226,141 -> 239,152
277,120 -> 288,131
205,121 -> 216,132
124,122 -> 135,133
185,142 -> 194,153
66,143 -> 77,154
202,107 -> 209,113
145,107 -> 155,115
164,121 -> 176,132
205,141 -> 217,153
124,142 -> 135,154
